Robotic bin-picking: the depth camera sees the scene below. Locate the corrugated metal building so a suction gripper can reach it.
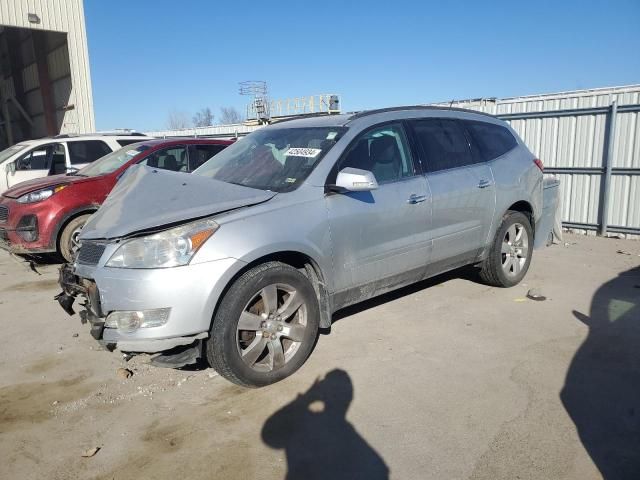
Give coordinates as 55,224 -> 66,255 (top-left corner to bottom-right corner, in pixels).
0,0 -> 95,148
432,85 -> 640,236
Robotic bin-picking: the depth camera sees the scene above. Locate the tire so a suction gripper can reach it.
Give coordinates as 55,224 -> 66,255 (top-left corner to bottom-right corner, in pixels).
479,211 -> 533,288
58,214 -> 92,262
206,261 -> 320,388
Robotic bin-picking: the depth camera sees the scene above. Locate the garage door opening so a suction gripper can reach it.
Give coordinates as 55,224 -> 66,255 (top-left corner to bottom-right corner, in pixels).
0,26 -> 72,149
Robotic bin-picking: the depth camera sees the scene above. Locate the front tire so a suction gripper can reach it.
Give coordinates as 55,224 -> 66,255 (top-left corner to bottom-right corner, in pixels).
479,211 -> 533,287
206,262 -> 320,387
59,214 -> 92,262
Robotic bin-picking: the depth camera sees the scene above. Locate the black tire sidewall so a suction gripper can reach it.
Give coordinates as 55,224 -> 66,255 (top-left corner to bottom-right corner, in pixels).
491,212 -> 534,287
207,263 -> 320,387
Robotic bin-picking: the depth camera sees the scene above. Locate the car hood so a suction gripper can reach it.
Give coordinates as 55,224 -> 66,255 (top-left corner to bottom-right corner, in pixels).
2,174 -> 79,198
80,165 -> 277,240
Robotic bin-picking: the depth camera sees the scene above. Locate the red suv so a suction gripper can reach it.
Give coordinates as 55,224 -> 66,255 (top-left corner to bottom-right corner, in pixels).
0,138 -> 233,261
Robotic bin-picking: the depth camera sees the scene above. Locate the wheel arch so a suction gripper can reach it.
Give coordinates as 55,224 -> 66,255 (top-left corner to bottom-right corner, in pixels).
505,200 -> 535,239
53,206 -> 98,251
210,250 -> 332,332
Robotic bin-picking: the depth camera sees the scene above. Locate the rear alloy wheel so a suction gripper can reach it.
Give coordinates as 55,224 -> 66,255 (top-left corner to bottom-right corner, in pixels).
479,211 -> 533,287
207,262 -> 320,387
59,214 -> 92,262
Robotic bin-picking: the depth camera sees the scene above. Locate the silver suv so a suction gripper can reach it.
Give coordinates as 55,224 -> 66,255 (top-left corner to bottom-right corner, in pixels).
58,107 -> 551,387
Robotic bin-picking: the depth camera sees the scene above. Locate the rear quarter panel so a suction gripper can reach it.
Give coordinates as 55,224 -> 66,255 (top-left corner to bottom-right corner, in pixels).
488,141 -> 543,244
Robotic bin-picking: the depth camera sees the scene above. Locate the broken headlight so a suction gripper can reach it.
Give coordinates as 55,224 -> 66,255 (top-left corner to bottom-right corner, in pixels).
105,219 -> 218,269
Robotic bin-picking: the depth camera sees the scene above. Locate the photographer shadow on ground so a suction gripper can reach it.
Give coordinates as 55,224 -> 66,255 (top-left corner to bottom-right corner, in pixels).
561,266 -> 640,479
261,369 -> 389,480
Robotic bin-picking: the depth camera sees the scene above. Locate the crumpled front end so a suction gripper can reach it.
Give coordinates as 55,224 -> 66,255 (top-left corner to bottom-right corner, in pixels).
56,248 -> 243,367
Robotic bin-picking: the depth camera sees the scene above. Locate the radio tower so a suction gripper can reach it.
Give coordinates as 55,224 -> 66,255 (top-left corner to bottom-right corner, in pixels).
239,81 -> 270,124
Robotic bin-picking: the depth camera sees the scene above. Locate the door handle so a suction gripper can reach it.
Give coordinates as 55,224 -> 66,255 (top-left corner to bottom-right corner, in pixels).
478,179 -> 492,188
407,194 -> 427,204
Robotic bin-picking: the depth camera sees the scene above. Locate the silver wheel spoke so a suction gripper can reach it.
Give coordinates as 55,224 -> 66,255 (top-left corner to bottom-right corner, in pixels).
268,339 -> 285,370
503,255 -> 514,270
501,242 -> 511,254
238,311 -> 263,331
282,324 -> 305,342
513,257 -> 522,275
262,285 -> 278,314
507,225 -> 517,242
277,290 -> 303,320
518,245 -> 529,258
242,336 -> 267,366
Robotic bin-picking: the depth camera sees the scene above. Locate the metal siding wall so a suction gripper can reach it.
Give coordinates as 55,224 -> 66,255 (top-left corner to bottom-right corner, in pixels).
0,0 -> 95,133
435,85 -> 640,232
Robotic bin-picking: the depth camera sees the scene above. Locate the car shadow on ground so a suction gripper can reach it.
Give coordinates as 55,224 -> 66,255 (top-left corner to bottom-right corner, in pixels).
561,266 -> 640,479
261,369 -> 389,480
329,266 -> 479,326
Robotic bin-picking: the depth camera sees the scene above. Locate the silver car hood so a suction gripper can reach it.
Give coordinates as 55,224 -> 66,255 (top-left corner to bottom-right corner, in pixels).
80,165 -> 276,240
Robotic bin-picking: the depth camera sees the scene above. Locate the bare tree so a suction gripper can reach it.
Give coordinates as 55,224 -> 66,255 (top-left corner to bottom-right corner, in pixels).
219,106 -> 243,124
192,107 -> 214,127
166,109 -> 191,130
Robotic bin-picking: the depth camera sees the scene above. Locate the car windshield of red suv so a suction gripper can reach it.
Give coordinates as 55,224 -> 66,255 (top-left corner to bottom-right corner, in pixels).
75,143 -> 150,177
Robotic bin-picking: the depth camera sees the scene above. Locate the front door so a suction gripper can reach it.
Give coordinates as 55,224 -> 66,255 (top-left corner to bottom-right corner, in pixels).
8,143 -> 66,188
408,118 -> 496,271
325,123 -> 431,306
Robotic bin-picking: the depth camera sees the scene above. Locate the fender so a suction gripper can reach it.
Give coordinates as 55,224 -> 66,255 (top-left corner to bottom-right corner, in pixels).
50,205 -> 99,249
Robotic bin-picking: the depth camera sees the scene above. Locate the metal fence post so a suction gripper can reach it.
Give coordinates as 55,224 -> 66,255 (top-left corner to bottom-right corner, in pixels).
599,100 -> 618,236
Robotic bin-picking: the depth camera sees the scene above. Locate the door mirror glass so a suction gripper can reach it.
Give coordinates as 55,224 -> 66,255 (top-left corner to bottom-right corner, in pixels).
7,161 -> 16,174
335,167 -> 379,192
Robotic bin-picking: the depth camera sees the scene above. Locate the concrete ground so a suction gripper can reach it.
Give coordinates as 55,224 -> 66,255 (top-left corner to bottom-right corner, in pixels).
0,233 -> 638,480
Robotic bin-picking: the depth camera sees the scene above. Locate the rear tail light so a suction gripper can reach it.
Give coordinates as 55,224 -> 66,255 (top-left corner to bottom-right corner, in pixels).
533,158 -> 544,172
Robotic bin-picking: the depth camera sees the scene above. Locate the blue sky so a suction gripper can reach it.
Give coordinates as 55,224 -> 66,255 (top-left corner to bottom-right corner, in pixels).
85,0 -> 640,131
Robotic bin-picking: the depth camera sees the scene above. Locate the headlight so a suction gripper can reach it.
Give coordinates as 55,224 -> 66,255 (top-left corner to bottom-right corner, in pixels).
17,185 -> 66,204
105,219 -> 218,268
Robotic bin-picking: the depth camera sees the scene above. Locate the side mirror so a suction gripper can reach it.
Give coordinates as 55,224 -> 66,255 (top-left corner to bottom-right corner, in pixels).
334,167 -> 378,192
66,167 -> 79,175
7,161 -> 16,174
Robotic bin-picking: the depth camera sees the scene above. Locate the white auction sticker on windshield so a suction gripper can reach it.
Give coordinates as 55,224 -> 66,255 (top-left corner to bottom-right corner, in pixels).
284,147 -> 322,158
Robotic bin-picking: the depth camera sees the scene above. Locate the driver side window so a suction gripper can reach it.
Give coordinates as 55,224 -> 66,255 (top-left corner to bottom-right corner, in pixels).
16,143 -> 66,172
339,124 -> 415,184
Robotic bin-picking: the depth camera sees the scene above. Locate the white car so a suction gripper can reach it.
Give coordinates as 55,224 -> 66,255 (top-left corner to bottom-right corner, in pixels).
0,133 -> 152,194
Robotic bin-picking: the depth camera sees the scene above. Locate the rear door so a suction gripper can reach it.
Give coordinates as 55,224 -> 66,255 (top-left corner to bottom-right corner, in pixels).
8,143 -> 66,188
408,118 -> 496,271
66,140 -> 113,172
325,122 -> 431,301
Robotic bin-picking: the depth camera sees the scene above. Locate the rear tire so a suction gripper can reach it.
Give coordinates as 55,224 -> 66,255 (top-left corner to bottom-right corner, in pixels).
479,211 -> 533,287
59,214 -> 91,262
206,261 -> 320,388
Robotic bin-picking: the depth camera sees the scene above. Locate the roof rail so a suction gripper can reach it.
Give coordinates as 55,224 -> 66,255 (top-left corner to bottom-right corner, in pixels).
51,131 -> 147,139
347,105 -> 497,121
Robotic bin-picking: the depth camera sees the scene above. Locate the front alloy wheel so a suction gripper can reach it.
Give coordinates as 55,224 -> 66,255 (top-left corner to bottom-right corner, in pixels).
207,262 -> 320,387
237,283 -> 308,372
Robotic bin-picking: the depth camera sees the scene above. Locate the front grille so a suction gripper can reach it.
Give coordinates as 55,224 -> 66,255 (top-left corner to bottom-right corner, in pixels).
0,205 -> 8,223
77,242 -> 106,265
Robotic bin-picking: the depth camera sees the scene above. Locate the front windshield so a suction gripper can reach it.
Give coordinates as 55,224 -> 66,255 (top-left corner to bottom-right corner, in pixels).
77,143 -> 150,177
0,144 -> 28,164
194,127 -> 346,192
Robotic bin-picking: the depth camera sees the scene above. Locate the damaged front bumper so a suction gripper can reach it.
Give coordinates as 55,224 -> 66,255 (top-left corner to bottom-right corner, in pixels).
55,256 -> 243,365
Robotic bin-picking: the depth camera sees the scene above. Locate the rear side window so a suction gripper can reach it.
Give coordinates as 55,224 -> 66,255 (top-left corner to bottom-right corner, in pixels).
410,119 -> 473,172
68,140 -> 112,165
139,146 -> 188,172
117,139 -> 144,147
189,144 -> 227,171
465,121 -> 517,161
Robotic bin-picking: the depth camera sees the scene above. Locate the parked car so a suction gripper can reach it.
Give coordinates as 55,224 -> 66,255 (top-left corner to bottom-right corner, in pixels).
57,107 -> 555,387
0,132 -> 152,194
0,138 -> 232,261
